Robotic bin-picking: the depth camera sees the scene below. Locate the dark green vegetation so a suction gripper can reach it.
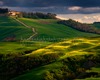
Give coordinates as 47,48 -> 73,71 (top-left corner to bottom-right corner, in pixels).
58,19 -> 100,34
0,8 -> 8,14
93,22 -> 100,29
0,16 -> 100,80
0,16 -> 33,41
10,37 -> 100,80
22,12 -> 57,19
0,37 -> 100,80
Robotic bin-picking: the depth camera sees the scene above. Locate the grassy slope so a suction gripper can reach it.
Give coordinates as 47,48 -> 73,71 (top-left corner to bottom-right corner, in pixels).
0,17 -> 100,80
0,41 -> 52,55
0,16 -> 33,41
19,18 -> 99,39
0,17 -> 99,41
12,37 -> 100,80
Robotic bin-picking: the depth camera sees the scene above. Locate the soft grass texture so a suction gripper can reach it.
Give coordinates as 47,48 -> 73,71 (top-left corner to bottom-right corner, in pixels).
0,17 -> 99,41
0,41 -> 52,55
0,16 -> 33,41
12,37 -> 100,80
18,18 -> 99,39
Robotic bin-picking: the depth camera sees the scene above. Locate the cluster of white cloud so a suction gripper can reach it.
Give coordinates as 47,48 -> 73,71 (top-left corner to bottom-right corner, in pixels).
57,14 -> 100,23
68,6 -> 82,11
68,6 -> 100,14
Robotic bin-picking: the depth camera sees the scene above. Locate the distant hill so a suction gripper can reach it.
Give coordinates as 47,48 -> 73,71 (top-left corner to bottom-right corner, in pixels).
57,19 -> 100,34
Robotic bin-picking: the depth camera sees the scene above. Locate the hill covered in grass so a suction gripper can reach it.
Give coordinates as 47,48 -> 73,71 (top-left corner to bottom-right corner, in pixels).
57,19 -> 100,34
0,16 -> 99,41
0,16 -> 100,80
0,37 -> 99,80
0,16 -> 33,41
18,18 -> 99,40
10,37 -> 100,80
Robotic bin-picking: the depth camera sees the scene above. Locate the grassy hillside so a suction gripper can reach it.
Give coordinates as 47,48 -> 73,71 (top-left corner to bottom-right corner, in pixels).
12,37 -> 100,80
0,41 -> 52,55
18,18 -> 99,40
0,16 -> 33,41
0,17 -> 100,80
0,17 -> 99,41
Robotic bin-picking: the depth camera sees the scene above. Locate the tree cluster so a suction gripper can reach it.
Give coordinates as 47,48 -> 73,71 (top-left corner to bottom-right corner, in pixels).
57,19 -> 100,34
0,8 -> 8,14
44,54 -> 100,80
0,52 -> 59,80
93,22 -> 100,24
21,12 -> 57,19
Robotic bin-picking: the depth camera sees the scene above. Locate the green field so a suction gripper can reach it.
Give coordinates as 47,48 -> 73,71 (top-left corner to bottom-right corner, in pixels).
0,16 -> 100,80
12,37 -> 100,80
18,18 -> 99,39
0,16 -> 33,41
0,16 -> 99,41
0,41 -> 52,55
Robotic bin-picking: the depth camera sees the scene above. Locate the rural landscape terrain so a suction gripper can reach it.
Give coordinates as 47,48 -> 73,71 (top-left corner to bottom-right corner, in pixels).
0,8 -> 100,80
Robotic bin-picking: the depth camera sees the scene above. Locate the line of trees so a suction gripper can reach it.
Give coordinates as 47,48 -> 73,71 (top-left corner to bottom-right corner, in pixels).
57,19 -> 100,34
93,22 -> 100,24
0,8 -> 8,14
21,12 -> 57,19
44,54 -> 100,80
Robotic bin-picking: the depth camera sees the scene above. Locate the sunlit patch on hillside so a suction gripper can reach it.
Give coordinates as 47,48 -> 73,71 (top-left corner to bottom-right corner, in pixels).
25,37 -> 100,61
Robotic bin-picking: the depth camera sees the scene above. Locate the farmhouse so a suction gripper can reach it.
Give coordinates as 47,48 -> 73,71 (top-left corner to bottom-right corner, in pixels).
9,11 -> 21,16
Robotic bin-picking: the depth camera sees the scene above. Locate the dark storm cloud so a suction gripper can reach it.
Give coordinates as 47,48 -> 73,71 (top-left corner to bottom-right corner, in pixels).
0,0 -> 68,7
1,0 -> 100,14
0,0 -> 100,7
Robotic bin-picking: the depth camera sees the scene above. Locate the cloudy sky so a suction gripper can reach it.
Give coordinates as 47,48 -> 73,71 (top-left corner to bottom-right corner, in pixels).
0,0 -> 100,23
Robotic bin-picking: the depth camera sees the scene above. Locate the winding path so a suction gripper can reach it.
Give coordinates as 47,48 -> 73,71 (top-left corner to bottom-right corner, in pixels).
12,17 -> 38,40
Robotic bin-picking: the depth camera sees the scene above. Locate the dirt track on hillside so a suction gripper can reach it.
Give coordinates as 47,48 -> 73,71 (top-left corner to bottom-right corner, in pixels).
13,18 -> 38,40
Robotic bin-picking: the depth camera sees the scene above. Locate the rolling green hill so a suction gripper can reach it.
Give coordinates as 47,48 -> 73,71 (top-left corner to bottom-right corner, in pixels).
0,16 -> 33,41
0,17 -> 99,41
0,16 -> 100,80
12,37 -> 100,80
18,18 -> 99,40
